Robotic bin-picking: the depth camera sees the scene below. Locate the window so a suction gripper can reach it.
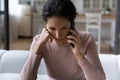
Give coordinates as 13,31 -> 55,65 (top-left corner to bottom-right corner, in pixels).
103,0 -> 109,8
83,0 -> 116,11
93,0 -> 100,8
0,0 -> 4,11
112,0 -> 116,9
84,0 -> 90,9
0,0 -> 4,49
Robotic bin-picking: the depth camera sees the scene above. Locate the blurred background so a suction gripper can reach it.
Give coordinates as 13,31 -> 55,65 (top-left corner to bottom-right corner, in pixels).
0,0 -> 119,54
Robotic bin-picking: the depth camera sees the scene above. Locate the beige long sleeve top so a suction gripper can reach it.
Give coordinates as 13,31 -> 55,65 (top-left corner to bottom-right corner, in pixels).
20,31 -> 106,80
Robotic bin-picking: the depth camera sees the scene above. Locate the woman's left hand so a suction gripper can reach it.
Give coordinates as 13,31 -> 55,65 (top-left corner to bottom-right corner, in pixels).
67,29 -> 84,61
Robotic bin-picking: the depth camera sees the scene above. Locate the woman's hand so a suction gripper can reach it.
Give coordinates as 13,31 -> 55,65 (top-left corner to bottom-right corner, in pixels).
67,29 -> 84,61
33,28 -> 53,55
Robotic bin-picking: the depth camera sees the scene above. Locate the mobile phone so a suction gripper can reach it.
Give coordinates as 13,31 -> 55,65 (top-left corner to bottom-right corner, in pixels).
68,21 -> 75,47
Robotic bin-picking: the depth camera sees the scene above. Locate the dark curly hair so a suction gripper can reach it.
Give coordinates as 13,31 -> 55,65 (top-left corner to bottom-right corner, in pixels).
42,0 -> 76,29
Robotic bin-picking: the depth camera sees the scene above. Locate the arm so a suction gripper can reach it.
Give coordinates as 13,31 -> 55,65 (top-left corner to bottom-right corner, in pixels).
20,28 -> 52,80
78,33 -> 106,80
67,30 -> 105,80
20,35 -> 42,80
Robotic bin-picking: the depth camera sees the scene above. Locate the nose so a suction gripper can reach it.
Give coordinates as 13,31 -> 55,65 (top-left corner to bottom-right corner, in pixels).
55,30 -> 62,39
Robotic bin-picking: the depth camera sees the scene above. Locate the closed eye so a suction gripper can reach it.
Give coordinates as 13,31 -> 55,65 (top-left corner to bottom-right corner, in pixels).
62,27 -> 69,30
49,27 -> 56,30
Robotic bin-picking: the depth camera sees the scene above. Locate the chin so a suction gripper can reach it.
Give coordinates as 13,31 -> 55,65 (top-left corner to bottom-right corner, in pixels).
55,38 -> 67,44
55,38 -> 66,41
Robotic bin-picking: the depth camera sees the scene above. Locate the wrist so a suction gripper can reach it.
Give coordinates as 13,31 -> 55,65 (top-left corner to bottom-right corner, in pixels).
76,53 -> 85,62
33,43 -> 43,55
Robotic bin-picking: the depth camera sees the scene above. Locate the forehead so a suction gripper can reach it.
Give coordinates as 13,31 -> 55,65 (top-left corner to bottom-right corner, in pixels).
46,16 -> 70,27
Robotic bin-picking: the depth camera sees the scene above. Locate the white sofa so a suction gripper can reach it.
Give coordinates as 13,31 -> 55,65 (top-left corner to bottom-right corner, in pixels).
0,50 -> 119,80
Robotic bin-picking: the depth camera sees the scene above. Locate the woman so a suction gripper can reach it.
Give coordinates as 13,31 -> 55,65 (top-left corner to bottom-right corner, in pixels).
20,0 -> 106,80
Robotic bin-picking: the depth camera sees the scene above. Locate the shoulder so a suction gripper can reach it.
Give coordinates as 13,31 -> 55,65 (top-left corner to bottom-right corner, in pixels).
77,31 -> 94,42
78,31 -> 97,54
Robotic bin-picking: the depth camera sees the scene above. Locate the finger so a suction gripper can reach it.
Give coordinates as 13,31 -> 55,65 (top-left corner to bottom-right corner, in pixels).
41,28 -> 50,39
41,28 -> 47,34
69,29 -> 78,35
34,34 -> 40,41
47,31 -> 54,38
67,35 -> 78,42
67,39 -> 75,45
45,30 -> 54,42
69,29 -> 79,39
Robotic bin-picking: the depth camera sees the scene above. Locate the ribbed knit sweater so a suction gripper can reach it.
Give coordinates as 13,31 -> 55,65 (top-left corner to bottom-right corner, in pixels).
20,31 -> 106,80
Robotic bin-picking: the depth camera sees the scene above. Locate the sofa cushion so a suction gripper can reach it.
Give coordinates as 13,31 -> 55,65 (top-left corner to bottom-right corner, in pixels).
99,54 -> 118,80
118,55 -> 120,80
0,73 -> 48,80
0,50 -> 29,73
37,75 -> 48,80
0,50 -> 46,75
0,50 -> 119,80
0,73 -> 20,80
38,59 -> 46,74
0,50 -> 6,61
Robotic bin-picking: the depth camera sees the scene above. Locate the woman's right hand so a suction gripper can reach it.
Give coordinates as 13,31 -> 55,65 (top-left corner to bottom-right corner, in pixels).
32,28 -> 53,55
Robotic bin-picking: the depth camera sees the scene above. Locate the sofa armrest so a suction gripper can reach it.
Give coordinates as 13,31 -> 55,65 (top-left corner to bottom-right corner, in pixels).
118,55 -> 120,80
0,50 -> 29,73
0,50 -> 6,61
99,54 -> 119,80
0,50 -> 46,75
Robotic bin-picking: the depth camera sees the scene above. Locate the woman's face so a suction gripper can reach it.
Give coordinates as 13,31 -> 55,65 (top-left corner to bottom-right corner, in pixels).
46,16 -> 71,42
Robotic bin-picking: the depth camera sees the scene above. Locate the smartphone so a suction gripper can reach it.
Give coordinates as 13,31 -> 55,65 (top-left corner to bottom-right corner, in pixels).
68,21 -> 75,47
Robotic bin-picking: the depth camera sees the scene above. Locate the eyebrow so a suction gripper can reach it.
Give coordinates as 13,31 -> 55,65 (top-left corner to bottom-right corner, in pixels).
49,26 -> 56,28
62,26 -> 69,28
49,25 -> 70,28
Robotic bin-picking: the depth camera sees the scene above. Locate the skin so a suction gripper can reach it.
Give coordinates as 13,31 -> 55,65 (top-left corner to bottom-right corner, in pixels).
33,16 -> 84,61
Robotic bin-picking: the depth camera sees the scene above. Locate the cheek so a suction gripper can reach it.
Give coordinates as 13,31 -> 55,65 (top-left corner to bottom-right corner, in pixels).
45,26 -> 54,34
62,30 -> 69,36
48,30 -> 56,36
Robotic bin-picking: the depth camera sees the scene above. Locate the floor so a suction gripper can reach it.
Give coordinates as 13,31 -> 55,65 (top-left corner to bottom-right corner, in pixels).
0,38 -> 32,50
0,37 -> 113,54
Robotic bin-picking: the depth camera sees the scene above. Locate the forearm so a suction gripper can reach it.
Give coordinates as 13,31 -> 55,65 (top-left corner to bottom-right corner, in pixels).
78,58 -> 106,80
20,51 -> 42,80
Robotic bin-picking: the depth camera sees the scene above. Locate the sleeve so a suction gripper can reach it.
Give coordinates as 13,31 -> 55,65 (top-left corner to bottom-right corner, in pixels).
20,35 -> 43,80
78,33 -> 106,80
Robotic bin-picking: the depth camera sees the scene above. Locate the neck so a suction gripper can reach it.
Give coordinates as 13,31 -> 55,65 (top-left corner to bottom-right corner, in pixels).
54,39 -> 69,46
